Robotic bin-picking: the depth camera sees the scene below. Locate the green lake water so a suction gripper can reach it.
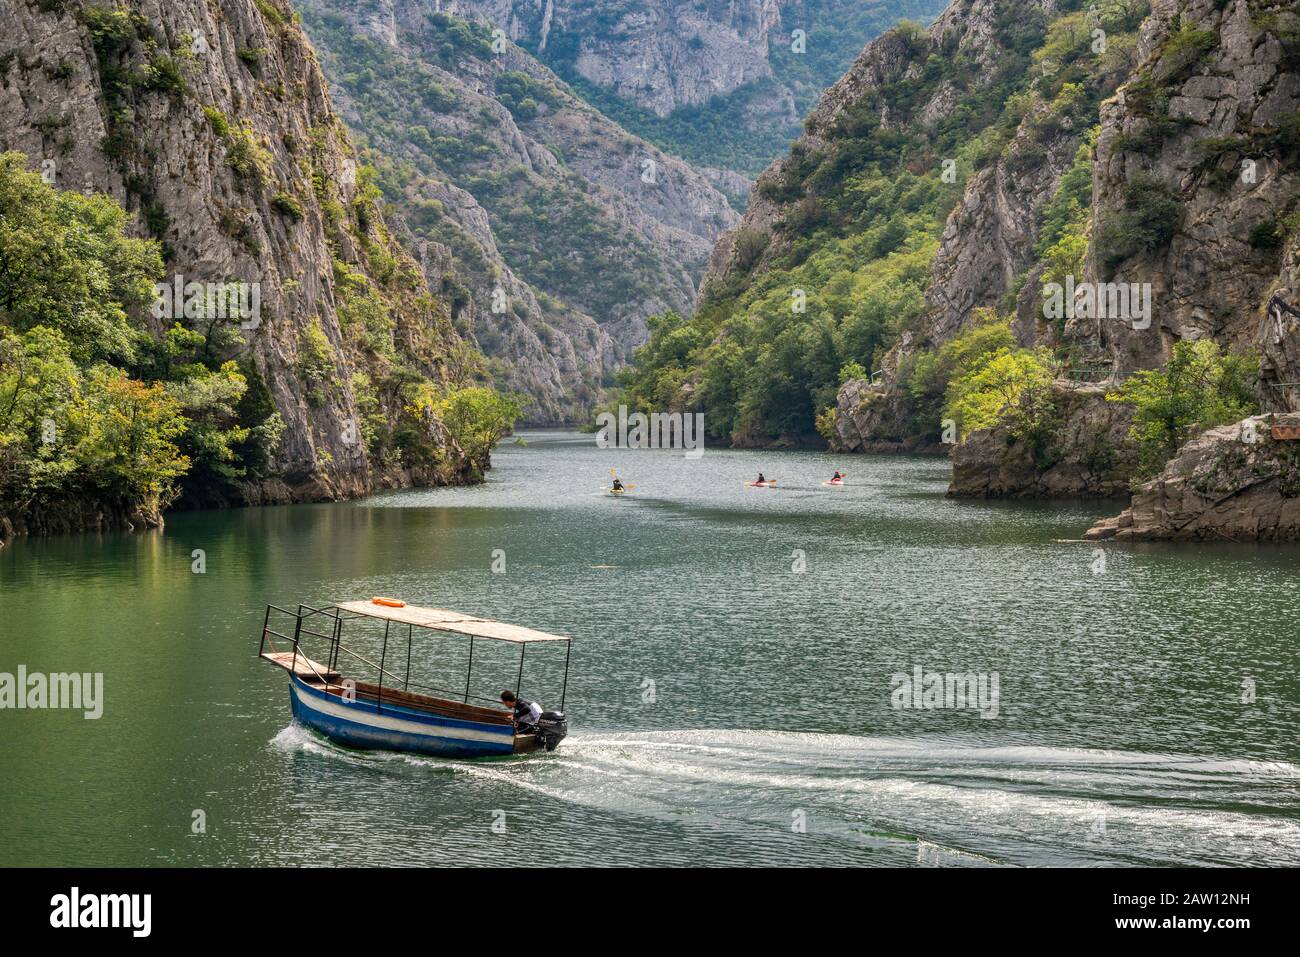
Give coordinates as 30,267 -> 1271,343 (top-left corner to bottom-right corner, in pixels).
1,430 -> 1298,866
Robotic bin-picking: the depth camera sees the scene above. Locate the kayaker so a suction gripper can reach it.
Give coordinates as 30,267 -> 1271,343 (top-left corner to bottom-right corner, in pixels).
501,690 -> 542,730
612,477 -> 624,491
831,471 -> 843,482
755,472 -> 766,485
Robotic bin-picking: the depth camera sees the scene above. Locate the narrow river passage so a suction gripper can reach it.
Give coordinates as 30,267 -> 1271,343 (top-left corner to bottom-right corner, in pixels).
2,431 -> 1298,866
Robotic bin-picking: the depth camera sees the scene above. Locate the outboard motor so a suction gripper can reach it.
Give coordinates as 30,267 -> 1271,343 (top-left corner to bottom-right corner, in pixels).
535,710 -> 568,752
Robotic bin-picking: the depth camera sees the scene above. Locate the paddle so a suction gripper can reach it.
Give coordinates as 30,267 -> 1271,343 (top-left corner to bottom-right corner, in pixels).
607,468 -> 636,493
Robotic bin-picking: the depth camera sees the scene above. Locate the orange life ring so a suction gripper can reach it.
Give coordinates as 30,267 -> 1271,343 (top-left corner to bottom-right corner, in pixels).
371,597 -> 406,608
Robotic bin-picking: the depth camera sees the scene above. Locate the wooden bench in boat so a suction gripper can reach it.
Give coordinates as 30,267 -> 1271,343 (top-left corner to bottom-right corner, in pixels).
260,650 -> 341,682
316,680 -> 515,725
263,650 -> 512,725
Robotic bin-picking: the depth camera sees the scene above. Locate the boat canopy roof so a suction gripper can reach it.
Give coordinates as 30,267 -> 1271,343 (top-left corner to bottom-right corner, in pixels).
335,599 -> 571,644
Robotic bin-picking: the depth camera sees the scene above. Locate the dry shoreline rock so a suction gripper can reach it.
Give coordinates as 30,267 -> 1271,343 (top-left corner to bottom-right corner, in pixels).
1085,413 -> 1300,542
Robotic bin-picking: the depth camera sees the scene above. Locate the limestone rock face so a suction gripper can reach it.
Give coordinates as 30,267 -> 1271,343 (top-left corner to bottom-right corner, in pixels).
1084,0 -> 1300,376
298,0 -> 741,424
949,383 -> 1137,498
0,0 -> 476,501
451,0 -> 784,118
924,98 -> 1086,347
1084,413 -> 1300,542
830,347 -> 941,455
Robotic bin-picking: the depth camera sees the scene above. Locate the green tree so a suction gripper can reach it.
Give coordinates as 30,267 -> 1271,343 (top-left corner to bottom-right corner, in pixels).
0,152 -> 162,363
414,386 -> 522,473
946,347 -> 1055,445
1109,340 -> 1258,477
68,368 -> 190,510
0,326 -> 80,497
903,312 -> 1017,434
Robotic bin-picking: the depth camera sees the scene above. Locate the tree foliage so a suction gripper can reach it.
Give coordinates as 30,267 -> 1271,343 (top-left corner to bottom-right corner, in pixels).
410,385 -> 523,476
1109,340 -> 1259,477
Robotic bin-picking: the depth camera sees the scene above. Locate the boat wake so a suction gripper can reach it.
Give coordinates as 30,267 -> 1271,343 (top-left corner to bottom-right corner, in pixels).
466,729 -> 1300,866
270,725 -> 1300,866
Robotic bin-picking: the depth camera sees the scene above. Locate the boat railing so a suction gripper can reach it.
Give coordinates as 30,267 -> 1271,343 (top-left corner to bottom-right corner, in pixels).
258,603 -> 510,711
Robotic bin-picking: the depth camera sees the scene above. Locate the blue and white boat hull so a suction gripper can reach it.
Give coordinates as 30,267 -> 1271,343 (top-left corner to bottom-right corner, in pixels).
287,675 -> 518,758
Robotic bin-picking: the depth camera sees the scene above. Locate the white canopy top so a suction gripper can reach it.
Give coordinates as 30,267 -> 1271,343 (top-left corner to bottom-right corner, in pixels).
335,599 -> 571,644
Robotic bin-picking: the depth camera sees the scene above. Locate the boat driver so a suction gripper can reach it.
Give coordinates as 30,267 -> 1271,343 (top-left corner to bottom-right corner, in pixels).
501,690 -> 542,731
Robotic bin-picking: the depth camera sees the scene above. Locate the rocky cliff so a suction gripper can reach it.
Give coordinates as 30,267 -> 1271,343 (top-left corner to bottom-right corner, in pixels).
445,0 -> 950,174
612,0 -> 1133,447
948,381 -> 1136,497
1072,0 -> 1300,378
298,0 -> 742,424
0,0 -> 483,510
808,0 -> 1145,456
1007,0 -> 1300,520
824,0 -> 1300,517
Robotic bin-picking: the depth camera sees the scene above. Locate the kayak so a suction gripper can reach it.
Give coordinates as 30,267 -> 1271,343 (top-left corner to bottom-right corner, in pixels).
745,481 -> 777,488
604,486 -> 634,495
822,479 -> 845,486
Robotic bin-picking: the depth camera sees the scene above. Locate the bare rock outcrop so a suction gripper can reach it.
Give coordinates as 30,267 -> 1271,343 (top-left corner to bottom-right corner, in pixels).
925,102 -> 1090,347
1085,413 -> 1300,541
949,382 -> 1137,498
831,374 -> 943,454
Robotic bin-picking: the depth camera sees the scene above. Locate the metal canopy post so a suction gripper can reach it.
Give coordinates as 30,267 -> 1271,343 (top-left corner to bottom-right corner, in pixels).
378,620 -> 390,712
404,623 -> 413,691
464,636 -> 474,703
559,639 -> 572,712
258,605 -> 272,657
515,643 -> 526,696
290,607 -> 303,674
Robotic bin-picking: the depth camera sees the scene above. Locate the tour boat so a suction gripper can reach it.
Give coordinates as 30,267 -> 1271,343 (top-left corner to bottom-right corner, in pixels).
257,599 -> 571,758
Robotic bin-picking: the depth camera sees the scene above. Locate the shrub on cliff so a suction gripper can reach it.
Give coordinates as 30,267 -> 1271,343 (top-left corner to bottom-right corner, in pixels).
408,385 -> 522,476
945,346 -> 1056,454
1108,340 -> 1259,478
902,313 -> 1017,436
1095,173 -> 1184,276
